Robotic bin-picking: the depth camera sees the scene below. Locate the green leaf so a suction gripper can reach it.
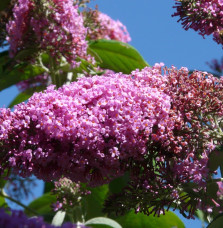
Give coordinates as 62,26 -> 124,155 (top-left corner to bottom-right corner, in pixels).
88,40 -> 149,74
61,58 -> 101,82
0,196 -> 5,207
207,213 -> 223,228
14,48 -> 38,61
0,51 -> 10,72
195,209 -> 209,226
0,0 -> 11,11
0,196 -> 8,208
206,182 -> 219,201
25,193 -> 56,222
0,178 -> 7,190
8,86 -> 45,108
115,211 -> 185,228
109,173 -> 129,194
81,184 -> 109,220
196,209 -> 205,222
85,217 -> 122,228
0,169 -> 9,189
0,63 -> 45,91
0,50 -> 9,59
43,182 -> 55,194
51,211 -> 66,226
208,146 -> 223,172
62,58 -> 91,74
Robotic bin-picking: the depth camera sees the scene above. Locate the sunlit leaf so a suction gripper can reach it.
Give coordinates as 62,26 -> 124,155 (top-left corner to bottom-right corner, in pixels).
88,40 -> 149,74
115,211 -> 185,228
85,217 -> 122,228
51,211 -> 66,226
0,196 -> 8,208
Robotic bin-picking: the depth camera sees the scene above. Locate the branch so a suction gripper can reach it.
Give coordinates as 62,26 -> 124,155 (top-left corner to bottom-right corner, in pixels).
0,189 -> 39,216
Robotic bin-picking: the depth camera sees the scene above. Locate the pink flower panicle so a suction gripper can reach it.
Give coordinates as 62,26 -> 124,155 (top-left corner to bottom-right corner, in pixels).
6,0 -> 89,67
150,67 -> 223,216
104,66 -> 223,219
53,177 -> 90,212
86,11 -> 131,43
2,64 -> 222,218
164,66 -> 223,147
172,0 -> 223,45
0,67 -> 170,186
6,0 -> 34,57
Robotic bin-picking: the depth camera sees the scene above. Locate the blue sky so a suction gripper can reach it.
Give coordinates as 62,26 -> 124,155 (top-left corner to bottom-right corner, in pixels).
1,0 -> 222,227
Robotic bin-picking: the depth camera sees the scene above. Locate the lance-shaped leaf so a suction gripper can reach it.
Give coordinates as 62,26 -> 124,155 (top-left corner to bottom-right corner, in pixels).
85,217 -> 122,228
0,62 -> 45,92
51,211 -> 66,226
0,50 -> 46,91
88,40 -> 149,74
24,193 -> 56,222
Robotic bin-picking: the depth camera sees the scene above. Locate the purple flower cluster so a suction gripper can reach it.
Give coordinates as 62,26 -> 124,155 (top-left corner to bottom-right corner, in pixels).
172,0 -> 223,45
0,66 -> 171,186
7,0 -> 88,67
0,209 -> 87,228
207,57 -> 223,76
53,178 -> 90,212
149,67 -> 223,216
104,66 -> 223,218
87,12 -> 131,43
2,63 -> 222,218
6,0 -> 33,58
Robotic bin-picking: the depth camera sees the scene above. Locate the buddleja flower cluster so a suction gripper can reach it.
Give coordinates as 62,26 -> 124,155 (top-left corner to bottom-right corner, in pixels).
172,0 -> 223,45
0,65 -> 171,186
207,57 -> 223,77
7,1 -> 132,92
104,66 -> 223,218
6,0 -> 89,67
0,209 -> 87,228
86,11 -> 131,43
1,64 -> 223,218
52,178 -> 90,212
